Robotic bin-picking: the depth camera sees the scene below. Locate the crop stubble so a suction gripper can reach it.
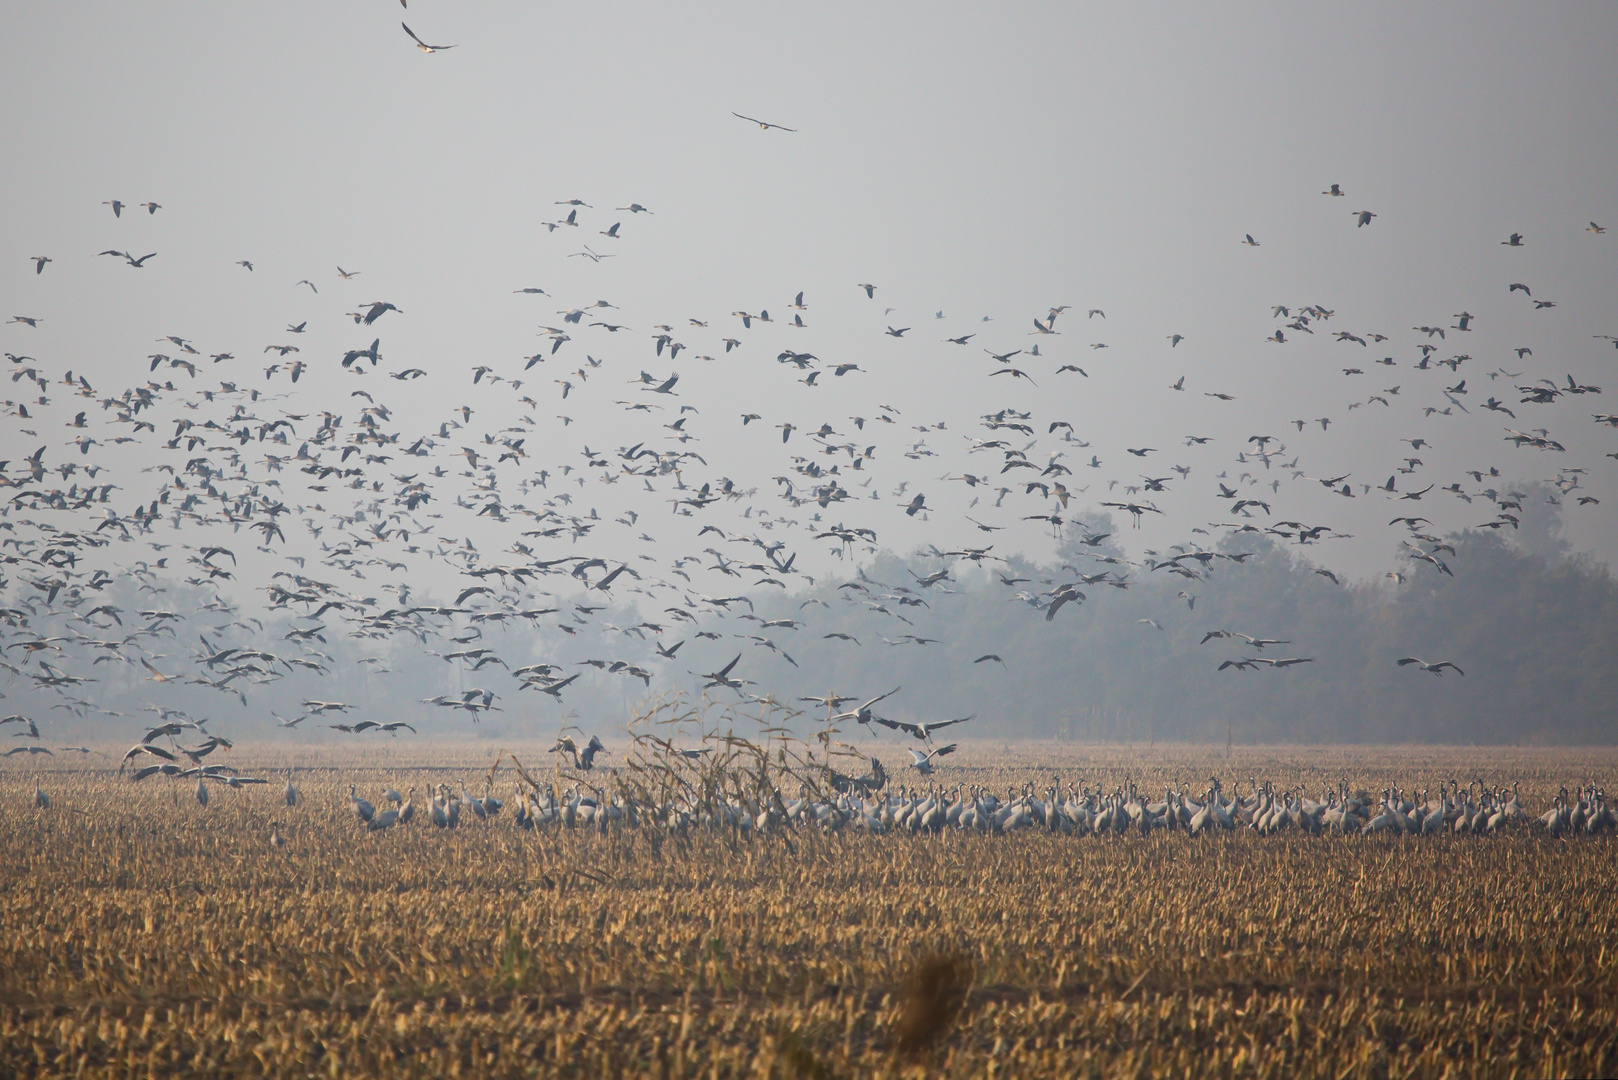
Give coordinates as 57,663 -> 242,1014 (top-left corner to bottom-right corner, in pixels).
0,743 -> 1614,1078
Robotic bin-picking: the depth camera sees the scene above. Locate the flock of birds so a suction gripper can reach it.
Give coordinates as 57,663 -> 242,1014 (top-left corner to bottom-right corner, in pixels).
41,734 -> 1607,845
326,773 -> 1611,841
389,774 -> 1609,840
16,707 -> 1615,852
1,33 -> 1615,790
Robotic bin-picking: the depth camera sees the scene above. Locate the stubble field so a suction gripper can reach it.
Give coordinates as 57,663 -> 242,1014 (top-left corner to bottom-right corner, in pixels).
1,742 -> 1615,1078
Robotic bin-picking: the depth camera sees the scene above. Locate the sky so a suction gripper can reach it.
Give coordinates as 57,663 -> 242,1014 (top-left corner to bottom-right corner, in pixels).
2,2 -> 1615,604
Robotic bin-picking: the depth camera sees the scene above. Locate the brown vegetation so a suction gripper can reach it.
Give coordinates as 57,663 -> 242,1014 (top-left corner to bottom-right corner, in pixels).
1,743 -> 1615,1078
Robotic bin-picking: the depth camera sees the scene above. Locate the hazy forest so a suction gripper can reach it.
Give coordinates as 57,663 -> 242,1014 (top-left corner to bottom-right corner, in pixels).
12,486 -> 1613,747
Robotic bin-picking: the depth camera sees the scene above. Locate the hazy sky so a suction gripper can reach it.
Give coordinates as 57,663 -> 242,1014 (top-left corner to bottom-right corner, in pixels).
3,3 -> 1616,593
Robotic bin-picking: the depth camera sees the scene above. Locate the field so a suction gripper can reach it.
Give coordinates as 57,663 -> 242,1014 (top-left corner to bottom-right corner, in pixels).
1,741 -> 1616,1078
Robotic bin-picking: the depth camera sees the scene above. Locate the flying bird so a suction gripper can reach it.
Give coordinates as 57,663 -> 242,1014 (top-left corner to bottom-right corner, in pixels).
1396,657 -> 1465,676
402,22 -> 456,52
907,743 -> 958,775
732,112 -> 796,132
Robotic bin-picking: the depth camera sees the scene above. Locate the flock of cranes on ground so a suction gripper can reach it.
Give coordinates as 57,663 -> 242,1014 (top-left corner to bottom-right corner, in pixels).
30,713 -> 1610,844
311,771 -> 1610,840
34,710 -> 1602,846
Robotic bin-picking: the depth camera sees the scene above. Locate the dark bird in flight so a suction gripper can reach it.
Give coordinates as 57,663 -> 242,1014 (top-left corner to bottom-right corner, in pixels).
732,112 -> 796,132
872,714 -> 973,744
402,22 -> 456,52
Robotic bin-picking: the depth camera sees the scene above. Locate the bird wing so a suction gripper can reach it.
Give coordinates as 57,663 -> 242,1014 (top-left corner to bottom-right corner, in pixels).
401,22 -> 436,48
860,686 -> 901,711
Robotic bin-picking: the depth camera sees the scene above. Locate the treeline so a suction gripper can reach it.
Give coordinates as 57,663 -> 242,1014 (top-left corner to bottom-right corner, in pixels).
11,502 -> 1616,746
721,509 -> 1618,745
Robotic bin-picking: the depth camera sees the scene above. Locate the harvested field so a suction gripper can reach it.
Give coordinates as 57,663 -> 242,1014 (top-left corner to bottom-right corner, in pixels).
2,742 -> 1615,1078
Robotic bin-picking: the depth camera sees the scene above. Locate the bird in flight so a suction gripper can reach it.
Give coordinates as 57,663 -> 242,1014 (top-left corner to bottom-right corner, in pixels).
907,743 -> 958,775
695,653 -> 745,690
732,112 -> 796,132
829,687 -> 902,727
402,22 -> 456,52
874,714 -> 973,744
99,250 -> 157,268
1396,657 -> 1464,676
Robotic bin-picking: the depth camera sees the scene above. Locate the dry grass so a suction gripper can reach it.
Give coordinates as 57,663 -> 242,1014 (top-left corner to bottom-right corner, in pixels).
1,741 -> 1615,1078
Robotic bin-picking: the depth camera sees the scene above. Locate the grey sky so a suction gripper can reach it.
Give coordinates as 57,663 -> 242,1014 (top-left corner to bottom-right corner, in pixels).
2,3 -> 1615,595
